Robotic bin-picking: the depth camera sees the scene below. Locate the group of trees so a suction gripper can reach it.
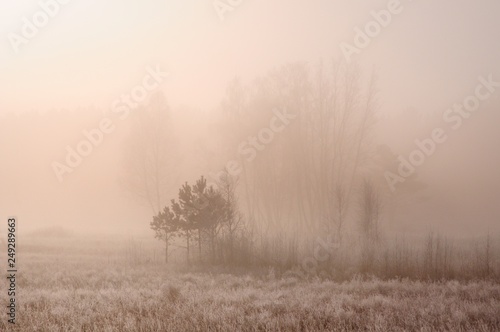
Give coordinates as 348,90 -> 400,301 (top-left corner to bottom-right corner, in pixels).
121,61 -> 477,280
150,172 -> 243,264
118,63 -> 499,281
211,61 -> 386,248
123,62 -> 388,267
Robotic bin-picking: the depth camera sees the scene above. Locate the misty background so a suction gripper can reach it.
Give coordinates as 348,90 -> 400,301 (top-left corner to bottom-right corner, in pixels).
1,0 -> 500,237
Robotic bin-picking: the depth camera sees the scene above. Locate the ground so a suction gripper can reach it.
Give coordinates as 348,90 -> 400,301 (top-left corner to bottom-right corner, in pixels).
1,234 -> 499,331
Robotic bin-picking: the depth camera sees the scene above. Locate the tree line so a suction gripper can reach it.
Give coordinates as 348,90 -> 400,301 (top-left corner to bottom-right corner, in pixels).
121,62 -> 497,280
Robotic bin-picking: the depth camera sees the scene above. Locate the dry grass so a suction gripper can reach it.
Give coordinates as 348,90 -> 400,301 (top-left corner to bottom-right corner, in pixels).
1,234 -> 499,331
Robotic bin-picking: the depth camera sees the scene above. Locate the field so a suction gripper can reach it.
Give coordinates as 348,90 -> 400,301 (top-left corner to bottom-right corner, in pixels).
1,233 -> 499,332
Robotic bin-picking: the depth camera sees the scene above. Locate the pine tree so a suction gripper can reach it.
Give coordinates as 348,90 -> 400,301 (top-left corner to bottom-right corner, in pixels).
150,206 -> 178,263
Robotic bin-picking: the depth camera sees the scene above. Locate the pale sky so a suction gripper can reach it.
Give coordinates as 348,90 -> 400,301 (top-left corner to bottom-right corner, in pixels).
1,0 -> 499,235
1,0 -> 499,115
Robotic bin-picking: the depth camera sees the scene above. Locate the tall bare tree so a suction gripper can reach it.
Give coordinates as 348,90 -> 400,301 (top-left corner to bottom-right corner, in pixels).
217,61 -> 379,252
122,92 -> 179,215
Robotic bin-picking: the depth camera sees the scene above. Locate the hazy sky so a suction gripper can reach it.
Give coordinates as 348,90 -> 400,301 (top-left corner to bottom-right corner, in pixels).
1,0 -> 499,235
1,0 -> 499,115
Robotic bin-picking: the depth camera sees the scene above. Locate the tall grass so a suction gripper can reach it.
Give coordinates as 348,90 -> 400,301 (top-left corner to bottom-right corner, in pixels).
202,230 -> 499,281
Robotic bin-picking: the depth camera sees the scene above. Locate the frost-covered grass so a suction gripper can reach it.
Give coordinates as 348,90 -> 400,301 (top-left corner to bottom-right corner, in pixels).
1,235 -> 499,331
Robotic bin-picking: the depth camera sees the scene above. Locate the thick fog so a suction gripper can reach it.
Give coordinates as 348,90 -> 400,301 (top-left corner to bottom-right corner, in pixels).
1,0 -> 500,237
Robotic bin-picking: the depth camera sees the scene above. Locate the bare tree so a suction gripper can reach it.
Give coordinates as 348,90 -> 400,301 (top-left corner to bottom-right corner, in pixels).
357,178 -> 381,273
218,61 -> 379,254
121,92 -> 179,215
216,169 -> 244,263
358,178 -> 381,243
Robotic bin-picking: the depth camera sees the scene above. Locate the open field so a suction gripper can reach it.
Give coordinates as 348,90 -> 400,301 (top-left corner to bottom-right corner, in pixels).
3,1 -> 500,331
1,234 -> 499,331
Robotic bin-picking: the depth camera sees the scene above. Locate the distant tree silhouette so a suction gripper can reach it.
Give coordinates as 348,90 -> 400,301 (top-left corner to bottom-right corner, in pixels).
122,92 -> 179,215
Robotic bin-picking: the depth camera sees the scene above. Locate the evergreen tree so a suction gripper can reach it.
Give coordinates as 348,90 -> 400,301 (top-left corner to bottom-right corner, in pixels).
150,206 -> 179,263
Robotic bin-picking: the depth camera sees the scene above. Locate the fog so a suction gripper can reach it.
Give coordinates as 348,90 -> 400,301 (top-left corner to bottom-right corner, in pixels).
1,0 -> 500,238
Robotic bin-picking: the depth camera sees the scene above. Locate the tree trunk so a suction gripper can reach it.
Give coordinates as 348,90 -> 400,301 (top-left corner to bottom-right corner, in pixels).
165,236 -> 169,264
186,231 -> 191,265
211,229 -> 216,263
198,228 -> 202,262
